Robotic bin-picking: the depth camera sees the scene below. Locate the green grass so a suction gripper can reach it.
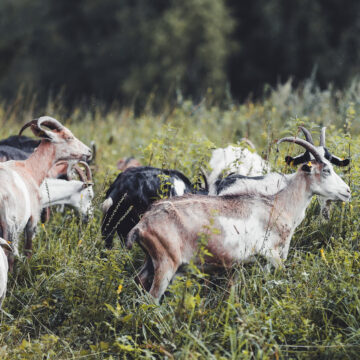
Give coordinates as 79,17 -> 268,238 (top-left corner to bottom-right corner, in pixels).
0,79 -> 360,359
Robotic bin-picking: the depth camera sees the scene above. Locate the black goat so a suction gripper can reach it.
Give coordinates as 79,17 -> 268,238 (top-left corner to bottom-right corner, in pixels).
0,135 -> 40,161
0,135 -> 40,154
0,145 -> 30,162
101,166 -> 207,248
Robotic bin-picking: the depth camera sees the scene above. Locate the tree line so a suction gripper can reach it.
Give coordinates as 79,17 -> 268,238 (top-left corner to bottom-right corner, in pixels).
0,0 -> 359,108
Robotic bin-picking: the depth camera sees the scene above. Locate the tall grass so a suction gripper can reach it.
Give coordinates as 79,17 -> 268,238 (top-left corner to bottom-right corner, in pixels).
0,79 -> 359,358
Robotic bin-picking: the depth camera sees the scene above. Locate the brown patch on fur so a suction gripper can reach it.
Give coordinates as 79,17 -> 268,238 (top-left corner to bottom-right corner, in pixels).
117,157 -> 141,171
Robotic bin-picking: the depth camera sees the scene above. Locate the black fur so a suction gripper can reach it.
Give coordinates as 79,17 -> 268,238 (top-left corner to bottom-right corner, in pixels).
214,173 -> 265,195
285,148 -> 349,167
102,166 -> 204,248
0,135 -> 40,154
285,151 -> 311,166
0,145 -> 30,161
324,147 -> 350,167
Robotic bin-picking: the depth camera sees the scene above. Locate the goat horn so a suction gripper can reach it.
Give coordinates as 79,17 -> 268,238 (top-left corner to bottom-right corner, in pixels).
18,119 -> 38,136
320,127 -> 326,147
78,161 -> 93,182
37,116 -> 64,132
66,161 -> 74,180
299,126 -> 314,144
73,164 -> 87,183
199,166 -> 209,192
277,137 -> 324,163
240,138 -> 256,149
89,141 -> 96,163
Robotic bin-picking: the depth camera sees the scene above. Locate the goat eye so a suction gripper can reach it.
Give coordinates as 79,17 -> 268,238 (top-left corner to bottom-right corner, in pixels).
323,168 -> 331,175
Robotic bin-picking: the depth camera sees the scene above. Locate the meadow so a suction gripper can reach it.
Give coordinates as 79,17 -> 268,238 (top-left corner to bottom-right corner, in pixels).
0,78 -> 360,359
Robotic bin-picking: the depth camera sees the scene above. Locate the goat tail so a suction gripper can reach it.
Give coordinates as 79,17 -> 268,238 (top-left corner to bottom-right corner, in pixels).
101,197 -> 113,213
126,227 -> 141,250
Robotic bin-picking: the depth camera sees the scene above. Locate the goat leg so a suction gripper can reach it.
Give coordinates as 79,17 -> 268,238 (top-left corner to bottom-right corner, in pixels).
24,217 -> 36,258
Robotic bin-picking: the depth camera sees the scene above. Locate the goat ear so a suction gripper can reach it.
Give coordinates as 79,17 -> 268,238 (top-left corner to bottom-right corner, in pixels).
301,163 -> 312,173
285,151 -> 311,166
30,125 -> 53,140
285,156 -> 294,165
330,155 -> 350,167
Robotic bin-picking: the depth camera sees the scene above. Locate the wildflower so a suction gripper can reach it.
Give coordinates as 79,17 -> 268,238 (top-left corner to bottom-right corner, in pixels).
117,284 -> 123,294
320,248 -> 328,265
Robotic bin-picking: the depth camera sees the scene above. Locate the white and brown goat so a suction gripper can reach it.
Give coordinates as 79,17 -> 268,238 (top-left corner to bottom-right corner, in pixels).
126,138 -> 350,301
0,116 -> 91,261
213,127 -> 350,219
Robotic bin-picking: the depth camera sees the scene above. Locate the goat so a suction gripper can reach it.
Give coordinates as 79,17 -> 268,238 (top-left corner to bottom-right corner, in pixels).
40,162 -> 94,221
0,238 -> 11,308
208,139 -> 270,194
212,127 -> 350,219
0,116 -> 92,262
117,157 -> 141,171
0,145 -> 29,162
0,135 -> 40,154
126,138 -> 351,301
0,134 -> 95,178
101,166 -> 205,249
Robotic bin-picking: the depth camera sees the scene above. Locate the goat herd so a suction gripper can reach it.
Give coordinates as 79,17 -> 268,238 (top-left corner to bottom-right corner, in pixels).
0,117 -> 351,307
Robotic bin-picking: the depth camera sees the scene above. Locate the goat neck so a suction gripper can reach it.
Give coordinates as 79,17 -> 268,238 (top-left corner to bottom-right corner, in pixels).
14,140 -> 56,186
272,170 -> 312,228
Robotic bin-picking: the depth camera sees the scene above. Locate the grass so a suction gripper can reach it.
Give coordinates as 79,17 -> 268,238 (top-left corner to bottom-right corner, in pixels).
0,78 -> 360,358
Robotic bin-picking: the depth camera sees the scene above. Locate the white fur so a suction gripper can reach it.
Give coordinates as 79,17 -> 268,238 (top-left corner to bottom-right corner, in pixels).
41,178 -> 94,218
218,213 -> 264,262
208,145 -> 270,193
101,197 -> 113,214
10,169 -> 31,228
217,172 -> 291,196
173,178 -> 186,196
0,238 -> 10,308
0,167 -> 38,256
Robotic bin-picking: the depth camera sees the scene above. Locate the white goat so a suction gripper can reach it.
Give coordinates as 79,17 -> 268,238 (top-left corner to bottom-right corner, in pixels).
0,117 -> 92,263
208,140 -> 270,194
126,137 -> 350,301
40,162 -> 94,220
0,238 -> 11,308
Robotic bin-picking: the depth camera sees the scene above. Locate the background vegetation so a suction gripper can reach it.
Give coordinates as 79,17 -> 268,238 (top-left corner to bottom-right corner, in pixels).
0,78 -> 359,358
0,0 -> 359,107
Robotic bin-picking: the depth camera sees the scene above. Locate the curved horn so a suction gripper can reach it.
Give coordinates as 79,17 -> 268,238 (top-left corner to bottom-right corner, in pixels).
277,137 -> 324,163
240,138 -> 256,149
73,164 -> 87,183
66,161 -> 74,180
37,116 -> 64,132
199,166 -> 209,193
18,119 -> 38,136
299,126 -> 314,144
89,141 -> 96,163
78,161 -> 93,182
320,127 -> 326,147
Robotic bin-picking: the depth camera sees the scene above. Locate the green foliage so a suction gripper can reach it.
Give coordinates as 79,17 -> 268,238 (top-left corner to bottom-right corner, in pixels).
0,0 -> 234,107
1,1 -> 360,106
0,80 -> 360,358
